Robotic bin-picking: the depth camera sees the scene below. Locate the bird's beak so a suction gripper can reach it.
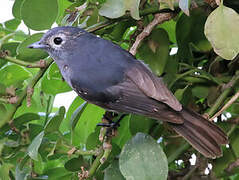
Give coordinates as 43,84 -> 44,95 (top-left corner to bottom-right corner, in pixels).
28,41 -> 48,49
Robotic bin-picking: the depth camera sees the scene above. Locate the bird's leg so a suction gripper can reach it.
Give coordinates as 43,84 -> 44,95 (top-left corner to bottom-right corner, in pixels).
98,112 -> 127,138
97,112 -> 126,128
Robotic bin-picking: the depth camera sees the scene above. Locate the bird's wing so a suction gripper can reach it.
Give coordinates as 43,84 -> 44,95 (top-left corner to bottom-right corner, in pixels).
126,61 -> 182,111
105,79 -> 184,124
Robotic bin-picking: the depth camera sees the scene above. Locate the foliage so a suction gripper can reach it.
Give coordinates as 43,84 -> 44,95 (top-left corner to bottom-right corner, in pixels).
0,0 -> 239,179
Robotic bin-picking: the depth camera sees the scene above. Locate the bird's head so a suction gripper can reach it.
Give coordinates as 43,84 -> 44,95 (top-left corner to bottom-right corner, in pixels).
28,26 -> 86,60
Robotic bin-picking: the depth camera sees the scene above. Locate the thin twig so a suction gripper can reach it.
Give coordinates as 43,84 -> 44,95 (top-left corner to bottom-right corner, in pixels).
210,90 -> 239,121
225,158 -> 239,173
1,55 -> 46,68
129,12 -> 176,56
205,74 -> 239,119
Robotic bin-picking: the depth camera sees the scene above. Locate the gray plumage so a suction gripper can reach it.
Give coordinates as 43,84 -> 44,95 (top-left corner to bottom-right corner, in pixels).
29,26 -> 228,158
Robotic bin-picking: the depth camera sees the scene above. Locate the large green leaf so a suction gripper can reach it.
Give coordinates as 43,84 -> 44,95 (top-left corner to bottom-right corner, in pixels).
99,0 -> 140,20
27,131 -> 45,161
64,97 -> 104,146
138,28 -> 170,76
205,4 -> 239,60
21,0 -> 59,30
0,64 -> 31,86
17,33 -> 48,62
119,133 -> 168,180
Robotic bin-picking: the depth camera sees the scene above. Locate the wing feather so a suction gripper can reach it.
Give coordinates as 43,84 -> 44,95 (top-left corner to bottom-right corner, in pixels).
126,61 -> 182,111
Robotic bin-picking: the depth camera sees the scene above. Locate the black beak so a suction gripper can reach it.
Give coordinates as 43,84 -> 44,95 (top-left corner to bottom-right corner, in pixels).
28,41 -> 48,49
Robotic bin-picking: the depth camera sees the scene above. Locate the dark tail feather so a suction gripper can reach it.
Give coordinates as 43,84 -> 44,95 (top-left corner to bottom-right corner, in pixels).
170,108 -> 228,158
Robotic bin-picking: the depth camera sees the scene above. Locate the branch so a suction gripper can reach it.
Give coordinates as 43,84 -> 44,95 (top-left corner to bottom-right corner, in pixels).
0,53 -> 46,68
225,158 -> 239,173
205,74 -> 239,119
210,89 -> 239,121
130,12 -> 176,56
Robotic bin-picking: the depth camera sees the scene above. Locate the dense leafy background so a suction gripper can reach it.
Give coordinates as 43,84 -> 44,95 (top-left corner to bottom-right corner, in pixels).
0,0 -> 239,179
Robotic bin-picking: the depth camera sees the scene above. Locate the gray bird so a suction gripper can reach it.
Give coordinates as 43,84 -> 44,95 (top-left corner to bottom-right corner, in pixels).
29,26 -> 228,158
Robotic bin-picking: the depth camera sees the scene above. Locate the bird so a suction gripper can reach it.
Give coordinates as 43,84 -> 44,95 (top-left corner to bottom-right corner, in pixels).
28,26 -> 228,158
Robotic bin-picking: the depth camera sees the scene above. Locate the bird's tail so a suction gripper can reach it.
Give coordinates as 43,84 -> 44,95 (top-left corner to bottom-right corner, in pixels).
169,108 -> 228,158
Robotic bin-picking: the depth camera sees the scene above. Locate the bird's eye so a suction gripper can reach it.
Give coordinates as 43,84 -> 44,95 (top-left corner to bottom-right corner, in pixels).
53,37 -> 63,45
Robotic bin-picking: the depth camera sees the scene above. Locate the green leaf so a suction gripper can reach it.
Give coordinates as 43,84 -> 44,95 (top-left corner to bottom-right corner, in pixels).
0,64 -> 31,86
179,0 -> 191,16
86,127 -> 101,150
13,113 -> 40,128
119,133 -> 168,180
191,85 -> 209,99
12,0 -> 24,19
56,0 -> 73,25
99,0 -> 140,20
129,115 -> 155,136
44,167 -> 72,179
1,42 -> 20,57
64,156 -> 87,172
0,104 -> 7,122
204,4 -> 239,60
159,19 -> 177,43
21,0 -> 59,30
44,106 -> 66,133
41,63 -> 72,95
104,160 -> 125,180
70,101 -> 87,130
65,97 -> 104,146
112,115 -> 132,148
176,8 -> 211,62
17,33 -> 48,62
33,155 -> 44,174
0,83 -> 6,95
138,28 -> 170,76
27,131 -> 44,161
4,19 -> 21,31
0,163 -> 12,180
174,85 -> 190,102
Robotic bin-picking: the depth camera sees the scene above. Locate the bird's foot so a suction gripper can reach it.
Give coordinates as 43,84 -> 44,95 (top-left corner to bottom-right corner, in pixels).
97,112 -> 126,137
97,112 -> 126,129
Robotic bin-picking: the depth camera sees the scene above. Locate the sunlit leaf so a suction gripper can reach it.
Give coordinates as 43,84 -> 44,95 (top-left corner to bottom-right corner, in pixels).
99,0 -> 140,20
205,4 -> 239,60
